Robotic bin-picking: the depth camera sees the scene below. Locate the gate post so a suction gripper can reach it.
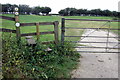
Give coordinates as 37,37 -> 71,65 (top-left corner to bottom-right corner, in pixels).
61,18 -> 65,45
14,7 -> 21,43
54,21 -> 59,44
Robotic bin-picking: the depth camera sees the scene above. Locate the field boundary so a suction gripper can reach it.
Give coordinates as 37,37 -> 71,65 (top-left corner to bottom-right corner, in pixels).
0,7 -> 59,44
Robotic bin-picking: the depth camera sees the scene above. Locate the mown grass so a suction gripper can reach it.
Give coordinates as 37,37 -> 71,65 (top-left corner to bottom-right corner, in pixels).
1,14 -> 119,41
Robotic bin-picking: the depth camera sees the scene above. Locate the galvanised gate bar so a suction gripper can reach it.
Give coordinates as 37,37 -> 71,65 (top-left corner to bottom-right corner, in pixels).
61,18 -> 120,53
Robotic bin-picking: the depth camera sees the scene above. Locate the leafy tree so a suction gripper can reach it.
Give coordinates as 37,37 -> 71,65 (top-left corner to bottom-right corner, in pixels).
11,4 -> 18,12
31,6 -> 41,15
81,9 -> 88,16
76,9 -> 85,16
41,7 -> 51,15
59,7 -> 77,16
59,8 -> 118,17
2,4 -> 12,13
58,9 -> 65,16
69,8 -> 77,16
117,12 -> 120,18
112,11 -> 118,17
19,5 -> 31,14
102,9 -> 112,16
58,9 -> 68,16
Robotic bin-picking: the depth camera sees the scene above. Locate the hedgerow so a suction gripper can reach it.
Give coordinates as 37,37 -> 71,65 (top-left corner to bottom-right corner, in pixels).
2,33 -> 80,79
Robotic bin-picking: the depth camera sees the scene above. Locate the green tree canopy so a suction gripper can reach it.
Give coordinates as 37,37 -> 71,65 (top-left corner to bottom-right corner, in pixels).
41,7 -> 51,15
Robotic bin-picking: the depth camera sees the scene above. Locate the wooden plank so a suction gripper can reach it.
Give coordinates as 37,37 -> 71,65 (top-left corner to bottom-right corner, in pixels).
61,18 -> 65,44
65,18 -> 120,22
20,23 -> 36,26
20,22 -> 54,27
36,23 -> 40,41
21,31 -> 54,37
54,21 -> 59,44
0,16 -> 15,21
39,22 -> 54,25
0,28 -> 16,33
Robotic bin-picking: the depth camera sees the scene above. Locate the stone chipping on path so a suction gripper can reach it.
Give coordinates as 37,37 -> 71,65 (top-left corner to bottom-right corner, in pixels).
71,29 -> 119,78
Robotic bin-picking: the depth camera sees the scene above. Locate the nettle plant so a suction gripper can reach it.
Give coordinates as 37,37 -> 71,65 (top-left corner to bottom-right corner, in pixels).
2,33 -> 80,78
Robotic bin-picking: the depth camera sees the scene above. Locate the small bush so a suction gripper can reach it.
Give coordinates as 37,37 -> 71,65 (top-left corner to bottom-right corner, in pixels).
2,34 -> 80,79
112,17 -> 119,20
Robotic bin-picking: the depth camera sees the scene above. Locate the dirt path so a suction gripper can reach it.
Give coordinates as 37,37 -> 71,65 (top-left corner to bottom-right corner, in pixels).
71,29 -> 119,78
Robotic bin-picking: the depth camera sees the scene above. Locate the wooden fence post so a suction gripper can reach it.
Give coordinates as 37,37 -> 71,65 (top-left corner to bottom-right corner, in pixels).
61,18 -> 65,45
14,7 -> 21,42
36,23 -> 40,41
54,21 -> 59,44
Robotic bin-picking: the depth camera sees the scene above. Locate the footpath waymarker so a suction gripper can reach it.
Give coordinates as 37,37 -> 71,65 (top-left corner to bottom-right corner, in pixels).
14,7 -> 21,42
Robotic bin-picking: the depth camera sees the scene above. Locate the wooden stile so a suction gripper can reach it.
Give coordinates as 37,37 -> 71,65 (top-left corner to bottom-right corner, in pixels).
1,7 -> 59,45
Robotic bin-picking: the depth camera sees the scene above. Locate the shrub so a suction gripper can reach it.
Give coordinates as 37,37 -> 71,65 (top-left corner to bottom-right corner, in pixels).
2,34 -> 80,79
112,17 -> 119,20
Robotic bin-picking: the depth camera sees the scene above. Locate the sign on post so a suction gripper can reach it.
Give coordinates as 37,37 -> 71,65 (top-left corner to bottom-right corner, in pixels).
14,7 -> 21,42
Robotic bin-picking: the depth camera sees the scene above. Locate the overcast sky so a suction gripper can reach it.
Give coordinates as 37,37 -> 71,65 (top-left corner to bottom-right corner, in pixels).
1,0 -> 120,13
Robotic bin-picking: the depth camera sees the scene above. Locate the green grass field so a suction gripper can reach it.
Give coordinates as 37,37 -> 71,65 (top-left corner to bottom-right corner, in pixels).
1,14 -> 119,41
1,14 -> 119,78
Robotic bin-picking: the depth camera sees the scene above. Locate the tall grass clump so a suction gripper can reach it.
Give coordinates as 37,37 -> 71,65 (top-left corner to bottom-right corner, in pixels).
2,33 -> 80,79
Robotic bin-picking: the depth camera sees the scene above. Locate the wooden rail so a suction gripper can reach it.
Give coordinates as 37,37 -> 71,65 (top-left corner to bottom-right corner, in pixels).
0,28 -> 16,33
20,22 -> 54,27
20,21 -> 59,44
0,16 -> 15,21
21,31 -> 54,37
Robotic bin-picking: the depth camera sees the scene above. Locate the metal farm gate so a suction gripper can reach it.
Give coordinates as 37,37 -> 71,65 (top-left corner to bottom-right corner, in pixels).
61,18 -> 120,53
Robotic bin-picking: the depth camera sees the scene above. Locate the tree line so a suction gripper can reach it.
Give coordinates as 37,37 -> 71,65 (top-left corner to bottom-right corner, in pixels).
2,4 -> 52,15
59,8 -> 119,17
1,4 -> 120,17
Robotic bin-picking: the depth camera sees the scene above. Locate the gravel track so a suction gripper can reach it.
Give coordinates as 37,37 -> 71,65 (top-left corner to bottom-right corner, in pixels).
71,29 -> 119,78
